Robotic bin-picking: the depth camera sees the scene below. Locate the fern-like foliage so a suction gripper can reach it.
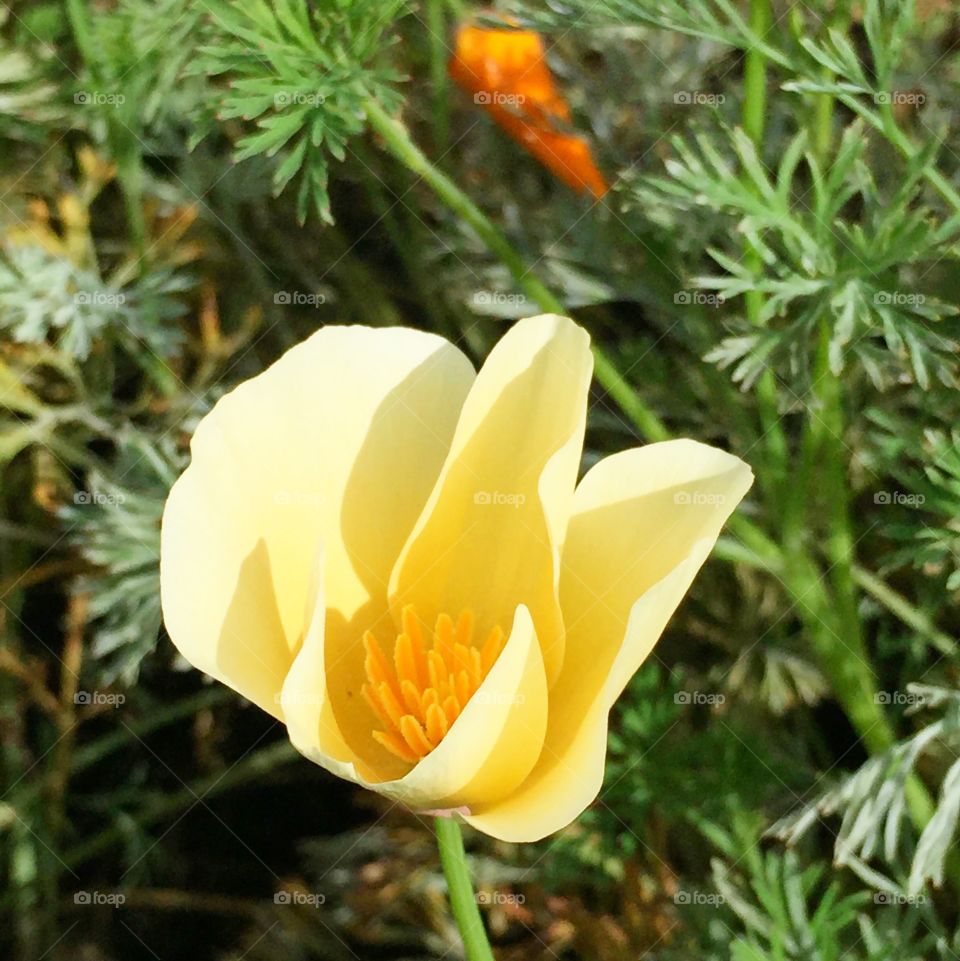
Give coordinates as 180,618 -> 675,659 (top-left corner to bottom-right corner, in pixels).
0,245 -> 124,359
674,816 -> 954,961
81,0 -> 205,137
768,685 -> 960,898
869,418 -> 960,595
196,0 -> 408,223
0,244 -> 187,360
781,0 -> 922,139
0,7 -> 64,140
61,434 -> 181,684
710,849 -> 868,960
507,0 -> 792,65
633,121 -> 959,392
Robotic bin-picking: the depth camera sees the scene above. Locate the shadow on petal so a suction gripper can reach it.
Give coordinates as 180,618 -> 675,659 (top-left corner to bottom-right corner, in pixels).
214,538 -> 289,719
319,346 -> 474,778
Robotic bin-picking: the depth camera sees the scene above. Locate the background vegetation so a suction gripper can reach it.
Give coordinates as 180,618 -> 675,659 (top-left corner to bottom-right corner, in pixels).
1,0 -> 958,957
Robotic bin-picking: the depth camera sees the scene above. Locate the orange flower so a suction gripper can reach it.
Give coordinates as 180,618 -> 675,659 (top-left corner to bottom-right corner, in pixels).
449,22 -> 608,198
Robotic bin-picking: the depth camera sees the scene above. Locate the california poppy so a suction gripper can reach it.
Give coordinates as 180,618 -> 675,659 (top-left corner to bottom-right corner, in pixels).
449,22 -> 609,198
160,315 -> 752,841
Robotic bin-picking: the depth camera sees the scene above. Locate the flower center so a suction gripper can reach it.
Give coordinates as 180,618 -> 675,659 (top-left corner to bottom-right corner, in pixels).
361,606 -> 506,763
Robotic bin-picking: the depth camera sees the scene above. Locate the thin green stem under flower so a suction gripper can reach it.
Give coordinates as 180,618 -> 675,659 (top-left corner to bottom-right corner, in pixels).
435,818 -> 495,961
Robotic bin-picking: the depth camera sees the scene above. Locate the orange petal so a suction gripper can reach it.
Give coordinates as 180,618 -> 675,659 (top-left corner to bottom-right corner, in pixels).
449,22 -> 608,197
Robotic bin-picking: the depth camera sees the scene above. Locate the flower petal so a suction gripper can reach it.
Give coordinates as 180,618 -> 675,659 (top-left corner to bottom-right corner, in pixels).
464,439 -> 753,841
160,326 -> 474,719
389,315 -> 592,687
278,540 -> 368,778
284,604 -> 549,810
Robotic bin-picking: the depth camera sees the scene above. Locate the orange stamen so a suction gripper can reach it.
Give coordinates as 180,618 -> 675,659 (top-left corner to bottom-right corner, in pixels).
373,729 -> 418,764
361,608 -> 506,764
426,703 -> 449,743
443,695 -> 462,726
400,715 -> 434,756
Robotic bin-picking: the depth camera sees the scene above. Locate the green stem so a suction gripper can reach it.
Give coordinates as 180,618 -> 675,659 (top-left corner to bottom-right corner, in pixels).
852,566 -> 957,658
426,0 -> 451,153
364,98 -> 670,444
785,6 -> 942,830
742,0 -> 771,146
713,534 -> 780,572
591,347 -> 669,442
810,322 -> 894,754
773,8 -> 936,821
876,101 -> 960,214
435,818 -> 495,961
365,99 -> 562,314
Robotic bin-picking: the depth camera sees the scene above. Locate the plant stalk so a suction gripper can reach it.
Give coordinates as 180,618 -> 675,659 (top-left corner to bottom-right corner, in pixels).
364,97 -> 669,442
435,818 -> 495,961
426,0 -> 451,152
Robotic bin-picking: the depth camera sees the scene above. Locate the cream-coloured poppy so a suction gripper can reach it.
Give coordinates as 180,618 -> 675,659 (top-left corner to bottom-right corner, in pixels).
160,315 -> 752,842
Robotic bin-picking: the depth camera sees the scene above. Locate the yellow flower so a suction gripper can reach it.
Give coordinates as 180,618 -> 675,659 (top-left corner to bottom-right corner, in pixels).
160,315 -> 752,841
